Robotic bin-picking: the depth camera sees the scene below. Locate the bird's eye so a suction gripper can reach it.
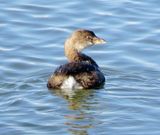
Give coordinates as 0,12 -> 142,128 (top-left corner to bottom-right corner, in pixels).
86,36 -> 90,39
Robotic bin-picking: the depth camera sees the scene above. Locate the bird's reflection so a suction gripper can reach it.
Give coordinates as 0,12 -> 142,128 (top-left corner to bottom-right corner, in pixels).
49,89 -> 97,135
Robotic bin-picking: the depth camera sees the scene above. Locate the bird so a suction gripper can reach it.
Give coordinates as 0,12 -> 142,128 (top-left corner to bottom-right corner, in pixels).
47,29 -> 106,90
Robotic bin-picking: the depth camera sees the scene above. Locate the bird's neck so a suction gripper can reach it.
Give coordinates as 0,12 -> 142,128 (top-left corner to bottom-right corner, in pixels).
64,42 -> 98,67
65,47 -> 80,62
64,39 -> 81,62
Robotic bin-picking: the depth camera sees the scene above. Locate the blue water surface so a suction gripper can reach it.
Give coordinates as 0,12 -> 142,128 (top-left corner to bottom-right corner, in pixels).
0,0 -> 160,135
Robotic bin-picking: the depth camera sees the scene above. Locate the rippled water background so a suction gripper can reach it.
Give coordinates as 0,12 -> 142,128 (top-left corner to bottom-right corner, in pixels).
0,0 -> 160,135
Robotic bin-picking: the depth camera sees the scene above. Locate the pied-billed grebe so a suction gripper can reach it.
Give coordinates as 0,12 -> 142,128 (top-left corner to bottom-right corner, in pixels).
47,29 -> 106,89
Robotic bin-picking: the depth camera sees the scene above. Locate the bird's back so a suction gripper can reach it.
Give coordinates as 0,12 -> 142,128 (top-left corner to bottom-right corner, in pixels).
47,62 -> 105,89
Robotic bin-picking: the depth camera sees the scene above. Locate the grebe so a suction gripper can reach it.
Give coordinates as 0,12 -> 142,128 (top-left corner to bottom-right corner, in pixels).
47,29 -> 106,89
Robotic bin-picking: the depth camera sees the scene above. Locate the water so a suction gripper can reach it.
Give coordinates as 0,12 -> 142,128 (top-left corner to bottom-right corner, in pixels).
0,0 -> 160,134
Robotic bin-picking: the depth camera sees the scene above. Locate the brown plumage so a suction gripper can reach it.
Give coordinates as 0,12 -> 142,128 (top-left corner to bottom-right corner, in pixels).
47,29 -> 106,89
